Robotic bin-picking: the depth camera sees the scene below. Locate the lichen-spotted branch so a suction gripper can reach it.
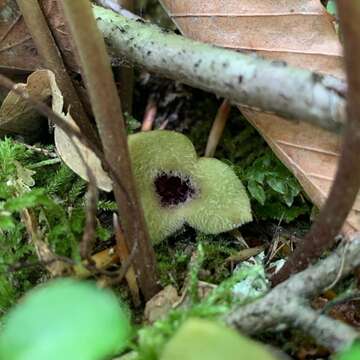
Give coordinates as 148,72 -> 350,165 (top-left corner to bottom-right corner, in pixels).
92,4 -> 346,133
225,235 -> 360,352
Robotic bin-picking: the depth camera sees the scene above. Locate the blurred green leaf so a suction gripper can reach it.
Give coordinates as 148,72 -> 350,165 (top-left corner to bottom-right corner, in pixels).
0,279 -> 131,360
327,0 -> 337,16
161,319 -> 277,360
336,341 -> 360,360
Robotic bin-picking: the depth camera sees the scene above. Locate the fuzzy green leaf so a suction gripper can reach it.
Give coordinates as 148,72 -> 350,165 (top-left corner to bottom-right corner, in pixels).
128,130 -> 252,243
186,158 -> 252,234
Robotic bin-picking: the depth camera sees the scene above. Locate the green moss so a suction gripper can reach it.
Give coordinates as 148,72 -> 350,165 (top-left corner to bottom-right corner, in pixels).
154,230 -> 242,289
0,138 -> 113,313
135,259 -> 268,360
155,233 -> 193,288
199,236 -> 234,283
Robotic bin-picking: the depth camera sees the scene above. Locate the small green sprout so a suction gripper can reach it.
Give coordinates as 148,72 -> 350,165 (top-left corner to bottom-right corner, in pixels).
0,279 -> 131,360
160,318 -> 277,360
129,130 -> 252,243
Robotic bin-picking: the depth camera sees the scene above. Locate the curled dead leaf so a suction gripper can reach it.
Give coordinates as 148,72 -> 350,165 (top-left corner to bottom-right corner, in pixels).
0,69 -> 62,139
0,68 -> 112,191
54,114 -> 113,192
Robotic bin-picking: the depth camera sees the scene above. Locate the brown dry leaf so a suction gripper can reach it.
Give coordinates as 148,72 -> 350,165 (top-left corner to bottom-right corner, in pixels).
0,68 -> 112,191
225,246 -> 265,265
40,0 -> 82,72
0,0 -> 41,73
0,0 -> 117,75
159,0 -> 360,233
144,285 -> 180,324
0,0 -> 80,74
0,69 -> 61,138
54,114 -> 113,192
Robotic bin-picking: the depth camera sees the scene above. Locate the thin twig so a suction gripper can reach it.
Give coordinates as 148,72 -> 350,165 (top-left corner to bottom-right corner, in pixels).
21,209 -> 72,277
321,291 -> 360,314
14,141 -> 58,158
94,0 -> 139,19
226,235 -> 360,351
141,98 -> 157,131
0,14 -> 22,44
105,240 -> 139,286
80,182 -> 98,260
324,239 -> 350,292
74,143 -> 99,261
60,0 -> 159,300
205,99 -> 231,157
15,0 -> 98,146
74,247 -> 118,278
113,214 -> 141,306
114,0 -> 135,115
0,36 -> 32,53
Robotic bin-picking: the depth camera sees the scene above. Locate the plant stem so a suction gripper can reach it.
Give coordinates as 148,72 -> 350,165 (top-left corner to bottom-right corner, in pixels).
272,0 -> 360,285
205,99 -> 231,157
15,0 -> 98,145
60,0 -> 159,300
141,98 -> 157,131
113,214 -> 141,307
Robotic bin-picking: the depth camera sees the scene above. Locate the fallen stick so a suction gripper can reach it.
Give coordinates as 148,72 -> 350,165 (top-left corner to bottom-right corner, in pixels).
92,4 -> 346,133
225,235 -> 360,352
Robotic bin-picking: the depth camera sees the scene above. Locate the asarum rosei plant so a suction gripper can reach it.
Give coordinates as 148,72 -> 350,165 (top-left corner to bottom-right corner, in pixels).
129,130 -> 252,243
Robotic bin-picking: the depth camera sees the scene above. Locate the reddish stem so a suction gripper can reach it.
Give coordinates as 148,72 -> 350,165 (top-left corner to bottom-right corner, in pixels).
141,98 -> 157,131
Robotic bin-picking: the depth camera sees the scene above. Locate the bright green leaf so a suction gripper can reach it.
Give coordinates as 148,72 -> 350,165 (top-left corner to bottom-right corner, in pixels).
336,341 -> 360,360
0,279 -> 131,360
266,177 -> 287,194
247,180 -> 266,205
327,0 -> 337,16
129,130 -> 252,243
